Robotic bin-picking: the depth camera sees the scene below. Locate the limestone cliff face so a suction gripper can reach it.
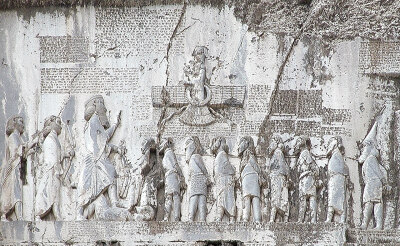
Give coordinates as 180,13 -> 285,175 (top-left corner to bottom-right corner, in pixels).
0,1 -> 400,245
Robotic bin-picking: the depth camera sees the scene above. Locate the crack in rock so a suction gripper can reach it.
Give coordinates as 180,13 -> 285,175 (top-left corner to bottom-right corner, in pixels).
165,1 -> 187,86
257,0 -> 328,149
57,68 -> 84,117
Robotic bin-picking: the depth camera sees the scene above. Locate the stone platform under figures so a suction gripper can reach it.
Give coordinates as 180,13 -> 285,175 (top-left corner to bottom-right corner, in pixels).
0,221 -> 350,245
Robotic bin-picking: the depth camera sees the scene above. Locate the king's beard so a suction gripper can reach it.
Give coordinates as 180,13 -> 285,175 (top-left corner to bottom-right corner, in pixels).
96,104 -> 110,129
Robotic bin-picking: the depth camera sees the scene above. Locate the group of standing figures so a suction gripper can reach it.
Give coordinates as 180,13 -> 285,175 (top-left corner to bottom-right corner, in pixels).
0,95 -> 389,230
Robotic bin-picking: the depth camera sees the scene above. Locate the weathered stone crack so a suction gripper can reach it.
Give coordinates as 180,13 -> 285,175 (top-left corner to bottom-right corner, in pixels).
57,68 -> 84,117
233,26 -> 248,62
257,0 -> 327,148
165,1 -> 187,86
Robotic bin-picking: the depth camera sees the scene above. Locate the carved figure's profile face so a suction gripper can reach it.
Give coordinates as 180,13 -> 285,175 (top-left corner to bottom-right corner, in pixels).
359,141 -> 378,163
192,47 -> 206,64
294,137 -> 306,154
185,139 -> 196,162
51,117 -> 62,135
15,117 -> 24,134
327,137 -> 338,156
210,137 -> 220,155
141,138 -> 155,154
238,138 -> 248,156
268,139 -> 278,155
159,138 -> 173,154
94,98 -> 110,129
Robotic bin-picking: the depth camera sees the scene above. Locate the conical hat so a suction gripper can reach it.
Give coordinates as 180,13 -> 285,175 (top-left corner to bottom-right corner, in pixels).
362,121 -> 379,149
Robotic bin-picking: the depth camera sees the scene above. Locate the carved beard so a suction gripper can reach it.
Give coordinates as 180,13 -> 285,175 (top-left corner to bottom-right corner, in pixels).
268,142 -> 277,156
16,123 -> 25,134
54,123 -> 62,135
96,104 -> 110,129
185,144 -> 195,163
210,142 -> 219,156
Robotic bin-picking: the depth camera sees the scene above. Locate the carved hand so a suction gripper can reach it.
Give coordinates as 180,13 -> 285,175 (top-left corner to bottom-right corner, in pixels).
180,181 -> 187,190
118,146 -> 127,156
383,184 -> 392,196
68,149 -> 75,158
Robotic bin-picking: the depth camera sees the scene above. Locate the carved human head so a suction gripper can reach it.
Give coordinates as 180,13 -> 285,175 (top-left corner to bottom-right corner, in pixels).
43,115 -> 62,137
294,135 -> 311,154
359,124 -> 380,163
185,136 -> 202,162
192,46 -> 207,63
159,137 -> 174,154
268,133 -> 283,155
359,139 -> 379,164
6,115 -> 24,136
238,136 -> 255,157
327,136 -> 344,156
84,95 -> 110,129
210,136 -> 229,156
141,138 -> 156,155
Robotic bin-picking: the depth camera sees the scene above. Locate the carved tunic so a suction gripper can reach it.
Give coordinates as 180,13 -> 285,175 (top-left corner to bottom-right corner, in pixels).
1,131 -> 23,215
240,151 -> 261,198
189,153 -> 208,197
187,64 -> 206,102
269,148 -> 289,211
327,149 -> 348,212
297,149 -> 317,198
78,114 -> 117,207
214,150 -> 236,216
36,130 -> 62,217
362,155 -> 385,203
140,176 -> 160,209
163,148 -> 181,196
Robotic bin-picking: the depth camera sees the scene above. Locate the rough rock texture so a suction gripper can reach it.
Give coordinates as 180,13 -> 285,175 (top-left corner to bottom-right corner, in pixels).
0,1 -> 400,245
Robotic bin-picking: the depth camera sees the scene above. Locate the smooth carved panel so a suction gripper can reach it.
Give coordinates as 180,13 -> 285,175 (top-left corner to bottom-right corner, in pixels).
41,68 -> 139,94
151,86 -> 246,108
39,36 -> 89,63
95,7 -> 184,58
359,41 -> 400,75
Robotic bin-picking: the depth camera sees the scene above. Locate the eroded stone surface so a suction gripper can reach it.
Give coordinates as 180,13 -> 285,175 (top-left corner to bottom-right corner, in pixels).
0,2 -> 400,245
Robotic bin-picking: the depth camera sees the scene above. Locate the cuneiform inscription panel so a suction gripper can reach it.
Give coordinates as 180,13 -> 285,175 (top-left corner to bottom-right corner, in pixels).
267,88 -> 351,137
41,67 -> 139,94
366,79 -> 399,102
131,93 -> 153,121
359,41 -> 400,75
39,36 -> 89,63
247,85 -> 272,114
151,86 -> 246,108
95,7 -> 184,58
